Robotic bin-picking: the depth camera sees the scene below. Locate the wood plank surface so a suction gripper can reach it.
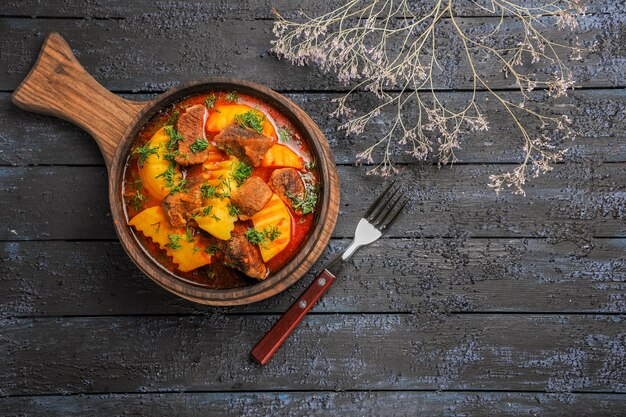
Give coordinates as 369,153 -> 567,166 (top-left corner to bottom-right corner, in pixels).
1,314 -> 624,395
1,163 -> 624,241
1,1 -> 624,414
1,0 -> 617,19
1,239 -> 624,317
2,89 -> 625,167
1,391 -> 625,417
0,14 -> 623,92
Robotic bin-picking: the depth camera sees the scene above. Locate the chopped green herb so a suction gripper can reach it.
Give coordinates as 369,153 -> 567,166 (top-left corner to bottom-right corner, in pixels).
163,149 -> 180,164
264,225 -> 281,241
156,165 -> 187,195
164,126 -> 184,152
231,161 -> 253,186
165,234 -> 182,250
128,173 -> 143,191
192,246 -> 202,254
200,205 -> 213,217
169,178 -> 188,195
204,95 -> 216,108
165,108 -> 180,126
225,91 -> 240,102
210,214 -> 221,222
234,110 -> 266,134
205,244 -> 220,255
218,178 -> 233,197
201,184 -> 218,199
304,159 -> 317,170
200,182 -> 229,200
132,143 -> 159,167
245,226 -> 282,247
245,228 -> 265,246
185,227 -> 194,242
227,203 -> 241,217
189,137 -> 209,154
287,174 -> 318,214
156,165 -> 177,188
127,190 -> 147,211
278,127 -> 294,143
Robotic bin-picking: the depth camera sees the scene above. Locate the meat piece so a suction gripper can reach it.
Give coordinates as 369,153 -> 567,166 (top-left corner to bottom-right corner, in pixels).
213,123 -> 273,167
162,178 -> 204,228
175,105 -> 209,166
230,176 -> 273,219
223,224 -> 268,280
268,168 -> 305,212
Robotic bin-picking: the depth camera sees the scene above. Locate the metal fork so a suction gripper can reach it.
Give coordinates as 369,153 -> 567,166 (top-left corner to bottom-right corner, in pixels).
251,181 -> 408,365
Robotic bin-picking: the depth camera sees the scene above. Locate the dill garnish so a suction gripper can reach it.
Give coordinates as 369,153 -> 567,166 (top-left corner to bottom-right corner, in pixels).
165,234 -> 182,250
165,108 -> 180,126
128,190 -> 148,211
245,226 -> 282,247
164,126 -> 184,152
234,111 -> 266,134
287,173 -> 318,214
231,161 -> 253,186
199,205 -> 213,217
132,144 -> 159,167
225,91 -> 240,102
205,95 -> 216,108
189,137 -> 209,154
185,227 -> 194,242
227,203 -> 241,217
278,127 -> 293,143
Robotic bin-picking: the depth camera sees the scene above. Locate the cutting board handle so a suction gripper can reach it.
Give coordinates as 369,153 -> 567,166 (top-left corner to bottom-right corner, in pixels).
11,32 -> 148,168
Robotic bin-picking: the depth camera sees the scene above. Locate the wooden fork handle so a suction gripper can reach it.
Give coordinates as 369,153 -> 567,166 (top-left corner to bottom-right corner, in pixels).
251,269 -> 336,365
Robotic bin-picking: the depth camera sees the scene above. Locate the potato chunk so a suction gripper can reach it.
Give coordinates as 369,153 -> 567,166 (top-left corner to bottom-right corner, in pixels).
251,194 -> 291,262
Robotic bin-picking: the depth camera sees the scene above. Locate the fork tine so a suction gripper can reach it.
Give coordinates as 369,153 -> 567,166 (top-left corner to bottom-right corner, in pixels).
378,197 -> 409,232
371,189 -> 403,226
367,185 -> 400,223
364,180 -> 396,219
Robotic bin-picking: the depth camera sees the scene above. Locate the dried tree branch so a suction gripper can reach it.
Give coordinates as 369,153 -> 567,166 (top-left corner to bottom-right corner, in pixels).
272,0 -> 589,195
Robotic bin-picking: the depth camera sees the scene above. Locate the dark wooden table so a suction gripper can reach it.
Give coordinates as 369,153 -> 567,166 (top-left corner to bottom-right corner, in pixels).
1,1 -> 624,416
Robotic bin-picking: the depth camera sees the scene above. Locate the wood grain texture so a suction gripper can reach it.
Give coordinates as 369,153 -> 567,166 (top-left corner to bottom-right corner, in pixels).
1,314 -> 624,395
0,14 -> 623,92
252,269 -> 336,365
1,163 -> 623,241
10,33 -> 147,168
2,238 -> 624,317
1,0 -> 617,19
1,1 -> 625,413
1,392 -> 625,417
2,89 -> 626,167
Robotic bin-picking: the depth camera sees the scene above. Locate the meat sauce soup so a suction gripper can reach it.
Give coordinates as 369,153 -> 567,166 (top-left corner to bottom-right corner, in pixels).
122,91 -> 319,289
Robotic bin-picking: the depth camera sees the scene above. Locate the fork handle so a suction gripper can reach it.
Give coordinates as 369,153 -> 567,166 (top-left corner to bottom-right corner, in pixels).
251,269 -> 336,365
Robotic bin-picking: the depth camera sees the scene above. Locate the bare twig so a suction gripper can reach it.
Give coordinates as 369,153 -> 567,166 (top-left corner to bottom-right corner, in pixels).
272,0 -> 589,195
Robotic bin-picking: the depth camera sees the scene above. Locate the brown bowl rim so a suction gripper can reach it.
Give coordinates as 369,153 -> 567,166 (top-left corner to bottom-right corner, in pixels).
108,77 -> 339,306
